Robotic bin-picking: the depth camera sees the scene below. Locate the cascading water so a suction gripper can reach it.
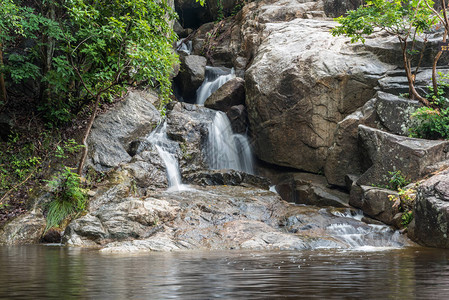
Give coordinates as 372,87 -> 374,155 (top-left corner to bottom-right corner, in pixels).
207,111 -> 254,174
146,121 -> 187,191
326,209 -> 404,250
196,66 -> 235,105
175,38 -> 193,55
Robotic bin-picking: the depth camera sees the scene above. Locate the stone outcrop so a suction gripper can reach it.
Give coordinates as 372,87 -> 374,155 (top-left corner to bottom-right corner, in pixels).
245,19 -> 392,173
357,125 -> 449,187
87,91 -> 161,172
173,55 -> 207,101
0,209 -> 46,245
204,77 -> 245,112
410,169 -> 449,248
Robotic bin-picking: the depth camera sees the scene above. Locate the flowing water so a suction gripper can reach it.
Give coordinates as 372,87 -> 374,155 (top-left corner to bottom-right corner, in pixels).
175,39 -> 193,55
207,111 -> 254,173
144,122 -> 188,191
196,66 -> 235,105
1,245 -> 449,299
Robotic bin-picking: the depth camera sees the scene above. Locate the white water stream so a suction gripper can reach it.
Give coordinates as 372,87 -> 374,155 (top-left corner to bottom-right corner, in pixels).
196,66 -> 235,105
207,111 -> 253,174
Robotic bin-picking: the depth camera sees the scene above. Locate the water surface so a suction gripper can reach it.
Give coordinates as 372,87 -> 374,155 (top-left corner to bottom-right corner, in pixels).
1,246 -> 449,299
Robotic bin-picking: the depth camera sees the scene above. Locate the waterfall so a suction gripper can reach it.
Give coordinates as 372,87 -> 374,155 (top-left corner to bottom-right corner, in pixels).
196,66 -> 235,105
175,39 -> 193,55
207,111 -> 254,174
146,122 -> 187,191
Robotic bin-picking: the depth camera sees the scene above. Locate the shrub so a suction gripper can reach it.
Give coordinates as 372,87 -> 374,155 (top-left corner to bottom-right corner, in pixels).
45,167 -> 87,231
408,107 -> 449,139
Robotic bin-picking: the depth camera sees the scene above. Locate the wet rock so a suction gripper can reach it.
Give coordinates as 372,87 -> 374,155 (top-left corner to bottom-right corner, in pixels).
174,55 -> 207,101
276,173 -> 350,208
357,125 -> 449,187
184,169 -> 271,189
350,185 -> 399,226
324,98 -> 378,187
87,91 -> 160,172
411,169 -> 449,248
0,210 -> 46,245
227,105 -> 248,134
204,77 -> 245,112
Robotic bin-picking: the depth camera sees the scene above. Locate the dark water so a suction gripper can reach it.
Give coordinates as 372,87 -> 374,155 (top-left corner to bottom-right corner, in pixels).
1,246 -> 449,299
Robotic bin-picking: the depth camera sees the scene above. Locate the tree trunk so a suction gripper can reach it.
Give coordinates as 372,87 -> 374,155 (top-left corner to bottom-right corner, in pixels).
400,39 -> 431,107
77,95 -> 101,176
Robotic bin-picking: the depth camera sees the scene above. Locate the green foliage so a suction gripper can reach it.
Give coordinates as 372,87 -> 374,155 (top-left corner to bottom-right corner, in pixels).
45,167 -> 87,231
67,0 -> 179,108
331,0 -> 436,43
408,107 -> 449,139
388,170 -> 410,190
401,210 -> 413,227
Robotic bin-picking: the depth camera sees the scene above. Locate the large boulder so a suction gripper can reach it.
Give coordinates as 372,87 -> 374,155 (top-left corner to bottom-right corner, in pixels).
204,77 -> 245,112
0,209 -> 46,245
245,19 -> 392,173
410,169 -> 449,248
324,98 -> 377,187
357,125 -> 449,187
173,55 -> 207,101
227,105 -> 248,134
87,91 -> 161,172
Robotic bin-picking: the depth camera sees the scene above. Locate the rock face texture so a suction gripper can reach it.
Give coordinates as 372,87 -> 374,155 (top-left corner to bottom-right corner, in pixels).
0,209 -> 46,245
245,19 -> 392,173
410,169 -> 449,248
174,55 -> 207,101
87,91 -> 161,172
204,77 -> 245,112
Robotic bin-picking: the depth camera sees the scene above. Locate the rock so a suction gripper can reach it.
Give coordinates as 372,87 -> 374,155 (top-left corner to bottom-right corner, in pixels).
324,98 -> 378,187
41,228 -> 62,243
276,173 -> 350,207
227,105 -> 248,134
374,91 -> 420,135
0,210 -> 46,245
204,77 -> 245,112
323,0 -> 363,17
245,19 -> 392,173
357,125 -> 449,186
184,169 -> 271,189
411,169 -> 449,248
174,55 -> 207,101
87,91 -> 160,172
350,185 -> 399,226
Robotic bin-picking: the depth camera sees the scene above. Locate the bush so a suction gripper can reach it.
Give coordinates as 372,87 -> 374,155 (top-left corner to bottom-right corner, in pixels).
45,167 -> 87,231
408,107 -> 449,139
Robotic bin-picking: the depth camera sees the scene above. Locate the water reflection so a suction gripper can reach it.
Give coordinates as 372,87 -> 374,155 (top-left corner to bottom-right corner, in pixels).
1,246 -> 449,299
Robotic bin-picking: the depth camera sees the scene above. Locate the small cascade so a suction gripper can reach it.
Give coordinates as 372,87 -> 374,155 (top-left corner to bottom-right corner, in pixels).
146,122 -> 187,191
175,38 -> 193,55
325,209 -> 404,251
196,66 -> 235,105
207,111 -> 253,174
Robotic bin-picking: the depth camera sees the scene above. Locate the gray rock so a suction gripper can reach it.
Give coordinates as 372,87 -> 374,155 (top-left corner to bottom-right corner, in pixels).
357,125 -> 449,186
374,91 -> 421,135
227,105 -> 248,134
184,169 -> 271,189
324,98 -> 378,187
204,77 -> 245,112
0,210 -> 46,245
411,169 -> 449,248
88,91 -> 160,172
323,0 -> 363,17
276,173 -> 350,208
350,185 -> 399,226
174,55 -> 207,101
245,19 -> 392,173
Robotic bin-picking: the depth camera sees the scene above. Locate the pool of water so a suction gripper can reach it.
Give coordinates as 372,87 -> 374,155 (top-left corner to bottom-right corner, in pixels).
1,245 -> 449,299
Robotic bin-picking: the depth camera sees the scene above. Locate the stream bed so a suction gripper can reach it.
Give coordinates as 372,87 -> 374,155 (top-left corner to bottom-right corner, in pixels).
1,245 -> 449,299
